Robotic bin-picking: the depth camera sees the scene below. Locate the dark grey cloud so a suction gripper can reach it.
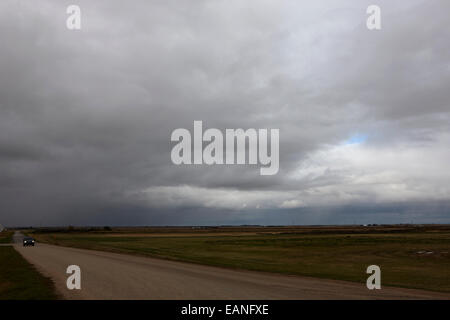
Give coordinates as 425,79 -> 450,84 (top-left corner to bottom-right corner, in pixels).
0,0 -> 449,226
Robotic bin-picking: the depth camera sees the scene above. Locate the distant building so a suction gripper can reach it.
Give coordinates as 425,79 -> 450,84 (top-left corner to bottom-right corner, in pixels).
0,224 -> 4,232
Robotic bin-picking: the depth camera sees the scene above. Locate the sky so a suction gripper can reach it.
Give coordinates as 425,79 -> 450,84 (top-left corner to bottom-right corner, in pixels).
1,0 -> 449,226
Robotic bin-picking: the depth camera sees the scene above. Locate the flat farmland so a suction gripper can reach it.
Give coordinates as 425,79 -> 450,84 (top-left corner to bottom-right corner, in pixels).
30,225 -> 450,293
0,231 -> 13,243
0,244 -> 58,299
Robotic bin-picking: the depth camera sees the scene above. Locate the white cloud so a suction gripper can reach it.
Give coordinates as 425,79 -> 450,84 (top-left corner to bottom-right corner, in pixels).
137,132 -> 450,210
136,185 -> 297,210
290,132 -> 450,205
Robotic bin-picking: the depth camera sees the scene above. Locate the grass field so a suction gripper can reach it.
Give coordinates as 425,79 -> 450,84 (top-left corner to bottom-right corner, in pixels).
0,231 -> 13,243
31,225 -> 450,293
0,246 -> 58,300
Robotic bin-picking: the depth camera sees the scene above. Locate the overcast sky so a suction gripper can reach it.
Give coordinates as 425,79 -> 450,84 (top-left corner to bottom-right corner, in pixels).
1,0 -> 449,226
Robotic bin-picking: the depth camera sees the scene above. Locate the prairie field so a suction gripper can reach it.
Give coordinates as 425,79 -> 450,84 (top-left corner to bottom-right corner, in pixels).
0,231 -> 13,243
0,246 -> 58,300
30,225 -> 450,292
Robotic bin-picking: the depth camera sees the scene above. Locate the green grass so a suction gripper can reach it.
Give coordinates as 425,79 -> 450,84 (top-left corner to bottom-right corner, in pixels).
32,227 -> 450,293
0,246 -> 58,300
0,231 -> 13,243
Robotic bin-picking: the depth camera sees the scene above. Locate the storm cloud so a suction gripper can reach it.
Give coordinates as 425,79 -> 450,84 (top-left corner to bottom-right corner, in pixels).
1,0 -> 449,226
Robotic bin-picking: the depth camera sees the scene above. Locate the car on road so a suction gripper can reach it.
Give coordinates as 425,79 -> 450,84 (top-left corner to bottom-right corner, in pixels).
23,237 -> 35,247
